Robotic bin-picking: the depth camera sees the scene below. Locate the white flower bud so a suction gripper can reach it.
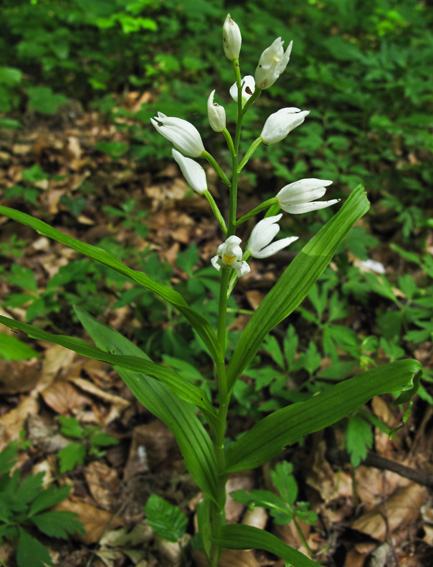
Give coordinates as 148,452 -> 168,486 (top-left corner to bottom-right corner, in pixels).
255,37 -> 293,89
260,108 -> 309,145
223,14 -> 242,61
229,75 -> 255,107
150,112 -> 205,157
207,90 -> 226,132
172,149 -> 207,195
248,215 -> 298,259
276,179 -> 340,214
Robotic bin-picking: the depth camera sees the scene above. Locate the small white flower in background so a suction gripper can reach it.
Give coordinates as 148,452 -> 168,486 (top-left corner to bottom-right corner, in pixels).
360,259 -> 386,274
223,14 -> 242,61
229,75 -> 255,106
211,236 -> 250,277
207,90 -> 226,132
255,37 -> 293,89
260,107 -> 309,145
172,149 -> 207,195
248,214 -> 298,259
150,112 -> 205,158
276,179 -> 339,214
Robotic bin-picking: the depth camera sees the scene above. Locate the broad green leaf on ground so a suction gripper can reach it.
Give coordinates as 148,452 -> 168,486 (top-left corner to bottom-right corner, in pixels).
0,315 -> 218,429
17,527 -> 53,567
212,524 -> 319,567
30,511 -> 84,538
74,307 -> 219,503
145,494 -> 188,542
227,185 -> 370,389
224,360 -> 421,473
57,443 -> 86,473
0,206 -> 220,363
29,485 -> 71,517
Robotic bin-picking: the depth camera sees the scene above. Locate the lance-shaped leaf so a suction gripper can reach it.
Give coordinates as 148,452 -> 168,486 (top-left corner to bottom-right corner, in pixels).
212,524 -> 319,567
0,206 -> 220,363
0,315 -> 218,432
224,360 -> 421,473
74,307 -> 219,502
227,185 -> 369,389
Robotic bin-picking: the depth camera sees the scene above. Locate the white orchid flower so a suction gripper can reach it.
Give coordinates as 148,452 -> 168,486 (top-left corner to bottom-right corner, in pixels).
276,179 -> 340,214
248,214 -> 298,258
223,14 -> 242,61
229,75 -> 255,106
150,112 -> 205,157
207,90 -> 226,132
260,108 -> 309,145
211,236 -> 250,277
255,37 -> 293,89
172,149 -> 207,194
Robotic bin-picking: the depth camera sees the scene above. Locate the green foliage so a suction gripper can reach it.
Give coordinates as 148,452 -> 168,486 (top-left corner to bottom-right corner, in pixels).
0,443 -> 84,567
145,494 -> 188,543
0,333 -> 39,361
57,415 -> 118,473
231,461 -> 318,527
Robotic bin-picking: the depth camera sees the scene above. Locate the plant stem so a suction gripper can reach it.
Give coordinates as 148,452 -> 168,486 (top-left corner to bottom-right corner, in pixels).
202,150 -> 231,186
236,197 -> 278,225
205,191 -> 228,234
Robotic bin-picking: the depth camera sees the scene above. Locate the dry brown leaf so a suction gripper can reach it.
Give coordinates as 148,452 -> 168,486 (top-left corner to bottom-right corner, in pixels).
355,465 -> 411,508
245,290 -> 265,310
344,548 -> 368,567
193,549 -> 260,567
27,413 -> 69,453
0,396 -> 39,450
307,441 -> 353,502
69,376 -> 130,423
41,380 -> 91,414
40,344 -> 76,388
85,461 -> 120,510
225,474 -> 255,524
0,358 -> 40,394
351,483 -> 426,542
242,506 -> 267,530
100,520 -> 153,547
124,421 -> 177,478
55,499 -> 123,545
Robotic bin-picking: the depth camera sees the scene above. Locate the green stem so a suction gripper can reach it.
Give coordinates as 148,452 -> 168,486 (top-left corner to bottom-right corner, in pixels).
236,197 -> 278,225
222,128 -> 235,157
293,516 -> 314,558
237,137 -> 262,173
202,150 -> 231,186
241,87 -> 262,116
205,190 -> 228,234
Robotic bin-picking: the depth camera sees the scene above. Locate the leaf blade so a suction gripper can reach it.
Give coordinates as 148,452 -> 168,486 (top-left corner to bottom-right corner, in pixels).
0,205 -> 220,363
224,360 -> 421,473
212,524 -> 319,567
227,185 -> 370,388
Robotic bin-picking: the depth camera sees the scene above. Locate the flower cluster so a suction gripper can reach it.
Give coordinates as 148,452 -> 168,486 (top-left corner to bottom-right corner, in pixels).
151,14 -> 340,280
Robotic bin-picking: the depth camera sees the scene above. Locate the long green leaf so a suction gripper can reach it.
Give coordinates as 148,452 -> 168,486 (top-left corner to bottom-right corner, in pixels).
227,185 -> 370,388
74,307 -> 219,502
212,525 -> 320,567
0,206 -> 220,363
224,360 -> 421,473
0,315 -> 218,430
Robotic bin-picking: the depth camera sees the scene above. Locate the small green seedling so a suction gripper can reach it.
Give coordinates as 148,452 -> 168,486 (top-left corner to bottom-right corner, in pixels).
57,415 -> 118,473
0,442 -> 84,567
145,494 -> 188,543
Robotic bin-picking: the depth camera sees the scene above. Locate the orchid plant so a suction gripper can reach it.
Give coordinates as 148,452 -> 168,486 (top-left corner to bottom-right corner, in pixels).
0,13 -> 422,567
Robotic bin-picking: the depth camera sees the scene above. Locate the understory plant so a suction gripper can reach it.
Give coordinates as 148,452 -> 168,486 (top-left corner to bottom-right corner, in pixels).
0,14 -> 422,567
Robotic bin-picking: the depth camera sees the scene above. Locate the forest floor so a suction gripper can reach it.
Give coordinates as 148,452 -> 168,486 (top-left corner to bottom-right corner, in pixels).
0,104 -> 433,567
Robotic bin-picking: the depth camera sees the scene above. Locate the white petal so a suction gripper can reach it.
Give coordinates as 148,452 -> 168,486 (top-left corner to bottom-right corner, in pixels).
281,199 -> 340,214
211,256 -> 221,271
233,260 -> 250,277
172,149 -> 207,194
253,236 -> 298,258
